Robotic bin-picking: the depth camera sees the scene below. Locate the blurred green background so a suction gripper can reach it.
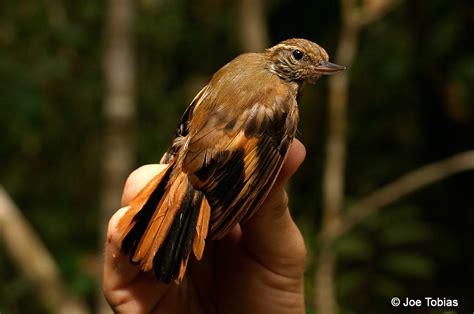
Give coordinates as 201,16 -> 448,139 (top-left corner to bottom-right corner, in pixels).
0,0 -> 473,313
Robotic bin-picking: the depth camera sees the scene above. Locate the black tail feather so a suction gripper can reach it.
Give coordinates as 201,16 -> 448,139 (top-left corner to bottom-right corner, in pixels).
121,165 -> 173,263
153,182 -> 202,283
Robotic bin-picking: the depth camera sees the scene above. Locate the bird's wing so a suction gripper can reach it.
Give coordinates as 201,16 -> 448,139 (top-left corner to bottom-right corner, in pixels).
183,91 -> 299,239
160,85 -> 210,164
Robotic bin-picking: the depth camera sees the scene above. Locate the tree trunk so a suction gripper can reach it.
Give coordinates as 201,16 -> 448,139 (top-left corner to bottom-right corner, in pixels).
238,0 -> 269,52
0,186 -> 89,313
98,0 -> 135,311
316,0 -> 400,312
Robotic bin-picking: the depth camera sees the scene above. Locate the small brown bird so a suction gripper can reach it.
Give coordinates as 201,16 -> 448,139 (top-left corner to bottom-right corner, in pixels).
117,38 -> 345,283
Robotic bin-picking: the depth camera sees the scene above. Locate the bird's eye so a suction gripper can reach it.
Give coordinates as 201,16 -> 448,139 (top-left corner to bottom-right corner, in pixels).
292,49 -> 304,60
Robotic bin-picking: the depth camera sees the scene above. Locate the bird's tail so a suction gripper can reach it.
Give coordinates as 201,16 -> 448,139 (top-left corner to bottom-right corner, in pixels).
117,160 -> 211,283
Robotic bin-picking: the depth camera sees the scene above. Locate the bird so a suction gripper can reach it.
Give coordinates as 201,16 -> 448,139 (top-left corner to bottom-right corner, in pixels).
117,38 -> 345,284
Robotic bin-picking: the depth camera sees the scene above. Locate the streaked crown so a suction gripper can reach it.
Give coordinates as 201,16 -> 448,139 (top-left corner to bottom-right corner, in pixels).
265,38 -> 345,83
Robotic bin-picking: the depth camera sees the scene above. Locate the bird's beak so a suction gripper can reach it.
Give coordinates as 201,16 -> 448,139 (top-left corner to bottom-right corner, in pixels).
314,61 -> 346,75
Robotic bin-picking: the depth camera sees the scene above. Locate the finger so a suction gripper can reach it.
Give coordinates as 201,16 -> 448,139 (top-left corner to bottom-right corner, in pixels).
103,164 -> 166,288
122,164 -> 168,206
104,164 -> 170,309
104,206 -> 169,311
107,163 -> 167,284
240,139 -> 307,277
104,206 -> 141,290
106,164 -> 166,289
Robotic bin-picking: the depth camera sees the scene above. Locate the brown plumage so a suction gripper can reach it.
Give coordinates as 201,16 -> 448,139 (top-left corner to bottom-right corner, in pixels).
117,38 -> 345,283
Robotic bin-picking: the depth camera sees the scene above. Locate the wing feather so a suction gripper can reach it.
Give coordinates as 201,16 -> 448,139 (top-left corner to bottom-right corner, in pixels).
184,94 -> 298,239
192,197 -> 211,260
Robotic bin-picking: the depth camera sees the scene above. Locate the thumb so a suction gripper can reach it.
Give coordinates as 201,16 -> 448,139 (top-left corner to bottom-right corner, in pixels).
240,139 -> 307,276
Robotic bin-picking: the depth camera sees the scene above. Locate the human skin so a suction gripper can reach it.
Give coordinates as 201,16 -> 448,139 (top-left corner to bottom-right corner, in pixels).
103,139 -> 307,314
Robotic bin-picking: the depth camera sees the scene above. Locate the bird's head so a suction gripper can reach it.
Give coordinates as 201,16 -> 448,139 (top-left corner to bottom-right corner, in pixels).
265,38 -> 345,83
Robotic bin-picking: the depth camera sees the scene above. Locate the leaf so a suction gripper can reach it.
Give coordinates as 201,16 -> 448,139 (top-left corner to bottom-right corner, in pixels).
382,252 -> 435,278
335,233 -> 373,261
337,271 -> 366,298
381,221 -> 434,246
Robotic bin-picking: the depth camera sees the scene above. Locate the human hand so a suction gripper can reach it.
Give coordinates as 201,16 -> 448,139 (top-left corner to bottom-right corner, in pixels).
103,140 -> 307,314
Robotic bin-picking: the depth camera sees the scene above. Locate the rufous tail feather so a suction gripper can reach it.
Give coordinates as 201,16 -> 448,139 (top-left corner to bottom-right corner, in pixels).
117,161 -> 210,283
